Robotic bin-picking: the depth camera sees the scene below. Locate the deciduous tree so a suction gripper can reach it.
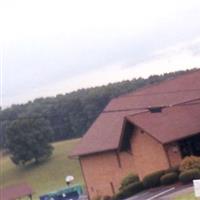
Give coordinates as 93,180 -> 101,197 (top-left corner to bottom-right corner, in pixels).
6,118 -> 54,165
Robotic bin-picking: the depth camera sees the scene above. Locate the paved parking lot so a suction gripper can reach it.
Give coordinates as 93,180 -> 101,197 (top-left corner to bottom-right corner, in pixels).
126,184 -> 193,200
79,184 -> 193,200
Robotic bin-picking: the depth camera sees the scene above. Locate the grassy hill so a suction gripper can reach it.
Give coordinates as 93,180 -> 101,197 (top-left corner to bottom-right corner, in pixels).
0,139 -> 83,199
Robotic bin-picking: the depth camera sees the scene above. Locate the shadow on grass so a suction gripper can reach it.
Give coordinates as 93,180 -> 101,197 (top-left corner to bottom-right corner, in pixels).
17,157 -> 53,172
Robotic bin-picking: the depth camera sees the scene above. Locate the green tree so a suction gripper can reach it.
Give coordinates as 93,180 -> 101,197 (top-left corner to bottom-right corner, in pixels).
0,69 -> 195,146
6,118 -> 54,165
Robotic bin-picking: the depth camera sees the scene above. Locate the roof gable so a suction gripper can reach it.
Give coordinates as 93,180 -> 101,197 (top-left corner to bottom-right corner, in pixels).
71,110 -> 141,157
71,70 -> 200,157
127,103 -> 200,144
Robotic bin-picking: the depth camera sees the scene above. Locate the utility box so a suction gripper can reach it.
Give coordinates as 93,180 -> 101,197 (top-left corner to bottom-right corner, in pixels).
40,185 -> 83,200
193,179 -> 200,198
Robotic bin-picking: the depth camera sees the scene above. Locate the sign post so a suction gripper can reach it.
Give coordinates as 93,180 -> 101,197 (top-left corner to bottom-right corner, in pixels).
193,179 -> 200,199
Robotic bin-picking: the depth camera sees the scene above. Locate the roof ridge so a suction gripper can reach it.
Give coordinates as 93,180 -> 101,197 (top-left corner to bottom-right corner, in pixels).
126,110 -> 149,118
126,98 -> 200,118
104,97 -> 200,114
117,68 -> 200,99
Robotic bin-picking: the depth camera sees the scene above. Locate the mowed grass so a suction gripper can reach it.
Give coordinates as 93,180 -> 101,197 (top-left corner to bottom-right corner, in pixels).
0,139 -> 83,199
174,192 -> 198,200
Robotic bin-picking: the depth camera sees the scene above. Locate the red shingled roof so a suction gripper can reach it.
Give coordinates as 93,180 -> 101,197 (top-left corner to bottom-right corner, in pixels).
105,70 -> 200,112
71,69 -> 200,157
0,183 -> 33,200
71,110 -> 145,157
127,103 -> 200,144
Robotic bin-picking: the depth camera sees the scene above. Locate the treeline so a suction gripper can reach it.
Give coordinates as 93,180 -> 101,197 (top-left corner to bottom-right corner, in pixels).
0,69 -> 195,148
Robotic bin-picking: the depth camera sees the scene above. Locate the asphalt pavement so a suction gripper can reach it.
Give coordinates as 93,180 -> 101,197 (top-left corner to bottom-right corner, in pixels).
79,184 -> 193,200
126,184 -> 193,200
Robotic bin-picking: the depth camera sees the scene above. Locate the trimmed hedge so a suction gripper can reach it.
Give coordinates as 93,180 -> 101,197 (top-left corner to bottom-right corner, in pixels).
165,166 -> 180,174
179,168 -> 200,184
120,173 -> 139,190
113,190 -> 126,200
114,181 -> 143,200
160,172 -> 178,185
143,170 -> 165,189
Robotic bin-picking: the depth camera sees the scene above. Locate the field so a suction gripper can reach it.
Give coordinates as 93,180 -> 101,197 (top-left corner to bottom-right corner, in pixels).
0,139 -> 83,199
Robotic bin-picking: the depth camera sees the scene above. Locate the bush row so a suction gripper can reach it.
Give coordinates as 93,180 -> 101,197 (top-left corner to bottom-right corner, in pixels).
143,170 -> 165,188
113,181 -> 143,200
107,156 -> 200,200
114,168 -> 200,200
119,173 -> 139,191
179,168 -> 200,184
179,156 -> 200,172
143,168 -> 200,188
160,172 -> 178,185
178,156 -> 200,184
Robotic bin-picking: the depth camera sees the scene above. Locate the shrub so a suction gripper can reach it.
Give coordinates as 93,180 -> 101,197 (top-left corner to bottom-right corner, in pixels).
93,196 -> 102,200
114,181 -> 143,200
179,156 -> 200,172
143,170 -> 165,189
160,172 -> 179,185
92,195 -> 102,200
120,173 -> 140,190
179,168 -> 200,184
113,191 -> 125,200
165,165 -> 180,174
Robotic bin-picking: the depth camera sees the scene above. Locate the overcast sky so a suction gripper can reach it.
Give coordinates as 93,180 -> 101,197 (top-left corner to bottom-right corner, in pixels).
1,0 -> 200,107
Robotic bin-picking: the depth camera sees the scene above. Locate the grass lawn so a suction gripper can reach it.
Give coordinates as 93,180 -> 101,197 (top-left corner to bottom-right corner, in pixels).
174,192 -> 198,200
0,139 -> 83,200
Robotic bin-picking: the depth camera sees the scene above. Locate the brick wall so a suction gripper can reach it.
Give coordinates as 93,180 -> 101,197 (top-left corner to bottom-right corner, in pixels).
165,143 -> 182,167
80,151 -> 135,199
80,127 -> 170,199
131,128 -> 169,178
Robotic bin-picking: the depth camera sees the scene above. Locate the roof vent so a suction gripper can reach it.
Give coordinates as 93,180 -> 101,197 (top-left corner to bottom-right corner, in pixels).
148,106 -> 163,113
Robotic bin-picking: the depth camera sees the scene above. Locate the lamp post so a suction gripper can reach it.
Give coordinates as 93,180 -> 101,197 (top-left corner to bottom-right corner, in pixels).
65,175 -> 74,187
